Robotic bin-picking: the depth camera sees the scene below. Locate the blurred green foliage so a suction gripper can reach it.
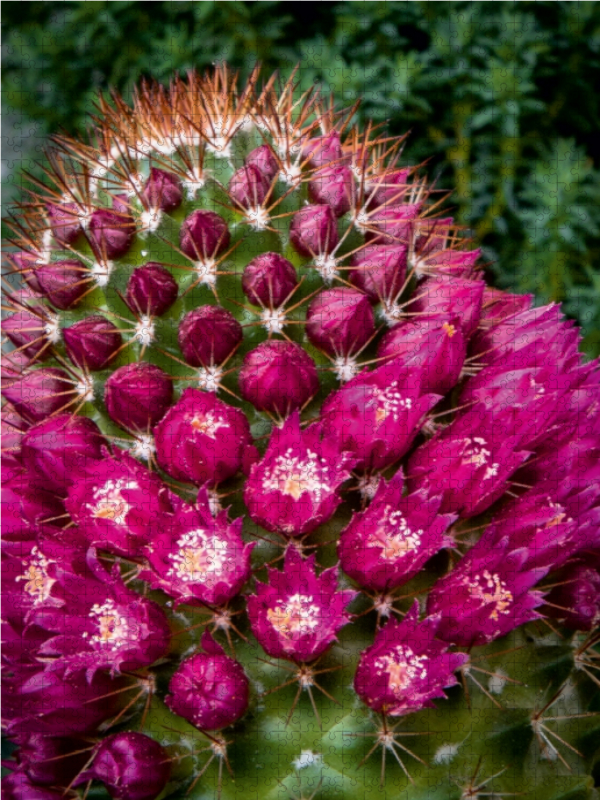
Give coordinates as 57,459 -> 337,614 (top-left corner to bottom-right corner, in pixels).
3,1 -> 600,354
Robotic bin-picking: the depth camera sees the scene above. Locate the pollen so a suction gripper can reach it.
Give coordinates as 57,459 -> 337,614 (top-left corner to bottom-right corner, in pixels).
167,528 -> 231,585
375,644 -> 429,696
189,410 -> 228,438
85,598 -> 133,651
88,478 -> 138,525
466,570 -> 513,620
16,547 -> 55,605
267,594 -> 321,638
442,321 -> 457,337
460,437 -> 499,479
368,506 -> 423,561
369,381 -> 413,425
262,448 -> 331,501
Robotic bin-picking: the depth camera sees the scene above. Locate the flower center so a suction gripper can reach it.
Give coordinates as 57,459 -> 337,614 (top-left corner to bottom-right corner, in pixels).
85,598 -> 132,651
368,506 -> 423,561
369,381 -> 413,425
442,322 -> 456,337
168,529 -> 231,584
16,547 -> 54,605
189,410 -> 227,438
267,594 -> 320,638
262,448 -> 331,501
375,644 -> 429,696
460,437 -> 499,480
466,570 -> 513,620
88,478 -> 137,525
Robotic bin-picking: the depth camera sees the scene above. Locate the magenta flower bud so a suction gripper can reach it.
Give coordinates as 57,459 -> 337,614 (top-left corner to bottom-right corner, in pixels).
309,166 -> 355,217
321,361 -> 440,472
154,388 -> 253,485
63,315 -> 121,371
427,533 -> 546,646
2,309 -> 51,359
9,251 -> 42,292
338,470 -> 455,593
36,259 -> 89,310
142,490 -> 255,606
180,209 -> 231,260
141,167 -> 183,212
306,288 -> 375,358
2,368 -> 74,424
242,252 -> 298,308
66,451 -> 172,556
125,262 -> 178,317
366,203 -> 423,245
366,168 -> 412,208
21,414 -> 105,495
349,244 -> 408,304
13,734 -> 89,788
104,362 -> 173,432
245,144 -> 279,182
47,201 -> 82,246
32,555 -> 171,677
302,131 -> 345,168
178,306 -> 243,367
543,562 -> 600,631
2,477 -> 64,542
2,769 -> 66,799
248,547 -> 356,662
289,204 -> 339,258
89,207 -> 135,259
3,664 -> 127,737
1,408 -> 26,470
413,217 -> 454,258
480,287 -> 533,326
166,630 -> 249,730
408,407 -> 530,518
406,275 -> 485,337
244,411 -> 355,536
354,602 -> 467,716
75,733 -> 170,800
419,248 -> 481,279
377,316 -> 467,394
229,164 -> 269,209
239,340 -> 319,416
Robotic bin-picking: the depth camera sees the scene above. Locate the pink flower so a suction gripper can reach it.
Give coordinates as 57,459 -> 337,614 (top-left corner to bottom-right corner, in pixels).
406,275 -> 485,337
354,602 -> 467,716
142,490 -> 255,607
247,547 -> 356,663
338,470 -> 455,592
244,411 -> 355,536
155,388 -> 253,486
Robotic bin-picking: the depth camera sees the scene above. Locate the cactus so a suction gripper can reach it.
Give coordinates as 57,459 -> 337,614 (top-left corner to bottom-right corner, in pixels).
2,65 -> 599,800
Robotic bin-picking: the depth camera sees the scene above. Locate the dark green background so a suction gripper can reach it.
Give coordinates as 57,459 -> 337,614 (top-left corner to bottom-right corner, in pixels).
3,1 -> 600,354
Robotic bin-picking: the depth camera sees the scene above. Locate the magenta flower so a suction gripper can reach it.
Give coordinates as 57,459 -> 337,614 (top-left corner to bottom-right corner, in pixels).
63,315 -> 122,371
66,450 -> 172,556
125,262 -> 178,317
349,244 -> 408,305
302,131 -> 345,168
47,201 -> 82,246
104,362 -> 173,432
244,411 -> 355,536
247,546 -> 356,662
20,414 -> 105,495
543,561 -> 600,631
408,406 -> 530,517
9,733 -> 89,788
74,732 -> 171,800
377,315 -> 467,394
321,360 -> 440,472
365,168 -> 411,208
154,388 -> 253,485
178,305 -> 242,367
480,286 -> 533,326
365,203 -> 422,245
306,287 -> 375,359
338,470 -> 455,593
427,533 -> 546,647
2,309 -> 51,360
406,275 -> 484,337
166,630 -> 249,730
142,491 -> 254,607
242,252 -> 298,308
354,602 -> 467,716
239,340 -> 319,416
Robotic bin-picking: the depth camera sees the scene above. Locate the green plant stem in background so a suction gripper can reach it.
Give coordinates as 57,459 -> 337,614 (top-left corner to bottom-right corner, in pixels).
3,0 -> 600,354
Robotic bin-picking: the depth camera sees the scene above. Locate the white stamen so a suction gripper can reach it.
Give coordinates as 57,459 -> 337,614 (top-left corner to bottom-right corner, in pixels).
262,448 -> 332,502
16,547 -> 55,605
268,594 -> 321,638
86,598 -> 133,651
167,528 -> 232,586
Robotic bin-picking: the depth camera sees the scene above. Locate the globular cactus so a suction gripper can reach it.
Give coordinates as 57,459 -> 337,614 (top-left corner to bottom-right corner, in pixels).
2,65 -> 599,800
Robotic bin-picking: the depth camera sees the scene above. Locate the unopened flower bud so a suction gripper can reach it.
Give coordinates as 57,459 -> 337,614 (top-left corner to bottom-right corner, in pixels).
105,362 -> 173,432
366,203 -> 422,244
306,287 -> 375,358
543,562 -> 600,631
178,306 -> 242,366
349,244 -> 408,304
141,167 -> 183,212
63,315 -> 121,371
242,252 -> 298,308
180,210 -> 230,260
290,204 -> 339,258
2,309 -> 51,359
47,202 -> 82,246
245,144 -> 279,182
302,131 -> 345,168
2,368 -> 74,424
36,259 -> 89,310
89,208 -> 135,260
365,168 -> 411,208
166,630 -> 249,730
239,340 -> 319,416
125,262 -> 178,317
229,164 -> 269,209
406,275 -> 485,337
309,166 -> 355,217
21,414 -> 105,495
